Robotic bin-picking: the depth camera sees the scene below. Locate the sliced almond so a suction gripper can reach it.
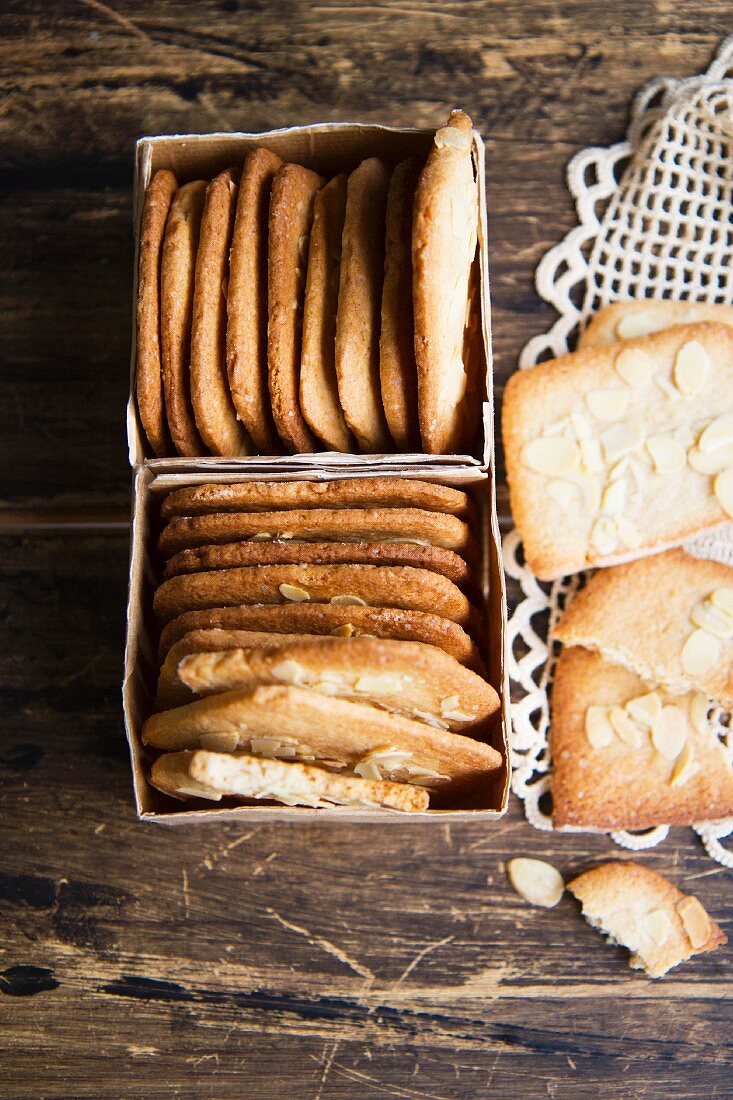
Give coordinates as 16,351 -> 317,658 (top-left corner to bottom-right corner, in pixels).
506,858 -> 564,908
600,422 -> 644,463
570,410 -> 593,440
440,695 -> 460,712
601,480 -> 627,516
580,438 -> 604,473
673,339 -> 710,396
434,124 -> 472,151
354,673 -> 405,694
655,375 -> 680,400
673,424 -> 696,448
670,740 -> 697,788
640,908 -> 672,946
585,388 -> 629,422
547,479 -> 577,511
686,446 -> 733,475
279,583 -> 310,602
691,598 -> 733,639
331,594 -> 368,607
249,533 -> 273,541
330,623 -> 355,637
710,587 -> 733,616
714,467 -> 733,518
614,346 -> 656,386
567,471 -> 602,515
625,690 -> 662,728
651,705 -> 688,761
585,705 -> 615,748
271,658 -> 307,684
681,628 -> 721,676
646,435 -> 686,475
199,731 -> 240,753
615,311 -> 660,340
522,437 -> 580,476
615,515 -> 643,550
676,895 -> 711,949
590,516 -> 618,556
544,416 -> 571,436
689,692 -> 711,735
699,413 -> 733,453
609,705 -> 644,747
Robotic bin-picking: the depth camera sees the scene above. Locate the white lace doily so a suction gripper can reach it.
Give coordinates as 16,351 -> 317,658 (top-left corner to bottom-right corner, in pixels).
506,37 -> 733,867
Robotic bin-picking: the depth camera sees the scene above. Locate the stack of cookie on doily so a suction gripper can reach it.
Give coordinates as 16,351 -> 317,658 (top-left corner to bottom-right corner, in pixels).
503,300 -> 733,832
135,110 -> 483,459
143,477 -> 503,812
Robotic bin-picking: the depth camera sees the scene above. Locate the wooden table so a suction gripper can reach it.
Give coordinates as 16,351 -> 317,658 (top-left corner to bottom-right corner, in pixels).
1,4 -> 730,1096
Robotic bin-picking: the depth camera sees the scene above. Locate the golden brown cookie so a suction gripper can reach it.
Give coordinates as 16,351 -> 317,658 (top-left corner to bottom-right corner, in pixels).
380,157 -> 421,451
579,300 -> 733,348
160,179 -> 207,457
151,750 -> 430,812
190,168 -> 250,456
226,148 -> 283,453
413,110 -> 482,455
268,163 -> 324,453
335,158 -> 393,452
136,169 -> 177,457
300,174 -> 353,451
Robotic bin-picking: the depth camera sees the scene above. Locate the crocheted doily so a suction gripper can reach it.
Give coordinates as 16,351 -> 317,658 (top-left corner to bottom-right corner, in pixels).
506,38 -> 733,867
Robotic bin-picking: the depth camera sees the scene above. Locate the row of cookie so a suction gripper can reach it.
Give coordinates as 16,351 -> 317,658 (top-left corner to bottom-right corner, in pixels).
548,548 -> 733,833
503,301 -> 733,580
144,478 -> 503,811
136,110 -> 482,460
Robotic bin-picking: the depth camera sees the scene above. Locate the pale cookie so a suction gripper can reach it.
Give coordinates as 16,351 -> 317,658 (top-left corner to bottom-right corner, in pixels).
178,636 -> 499,731
158,604 -> 483,671
164,539 -> 477,593
568,861 -> 725,978
579,299 -> 733,348
380,157 -> 422,451
153,563 -> 478,630
160,179 -> 207,457
300,174 -> 354,451
268,163 -> 324,453
551,646 -> 733,831
158,508 -> 477,562
335,158 -> 393,452
151,750 -> 430,812
226,148 -> 283,453
413,110 -> 482,455
553,549 -> 733,707
155,627 -> 329,710
160,477 -> 472,519
502,322 -> 733,579
142,685 -> 502,789
136,169 -> 177,456
190,168 -> 251,455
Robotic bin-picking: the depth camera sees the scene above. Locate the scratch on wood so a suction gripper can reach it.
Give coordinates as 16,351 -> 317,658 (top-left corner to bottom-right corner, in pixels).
196,831 -> 255,872
313,1039 -> 340,1100
186,1053 -> 220,1069
329,1061 -> 454,1100
393,936 -> 455,988
252,851 -> 279,878
127,1045 -> 159,1057
267,908 -> 374,985
182,869 -> 190,919
78,0 -> 152,41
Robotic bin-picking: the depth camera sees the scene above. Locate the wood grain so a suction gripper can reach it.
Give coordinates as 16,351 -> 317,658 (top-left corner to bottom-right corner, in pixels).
0,4 -> 731,1097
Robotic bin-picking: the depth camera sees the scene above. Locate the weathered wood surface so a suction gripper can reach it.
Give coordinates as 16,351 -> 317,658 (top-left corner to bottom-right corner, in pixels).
0,4 -> 731,1098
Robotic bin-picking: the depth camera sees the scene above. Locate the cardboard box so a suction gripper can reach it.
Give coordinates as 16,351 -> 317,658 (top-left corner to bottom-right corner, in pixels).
127,122 -> 494,469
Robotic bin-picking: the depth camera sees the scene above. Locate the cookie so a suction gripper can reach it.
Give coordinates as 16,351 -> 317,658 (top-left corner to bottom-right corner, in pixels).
142,685 -> 502,788
151,750 -> 430,812
160,477 -> 472,519
502,322 -> 733,579
152,563 -> 478,629
178,636 -> 499,732
300,174 -> 353,451
568,861 -> 726,978
158,604 -> 483,670
226,148 -> 283,453
163,539 -> 476,592
579,299 -> 733,349
190,168 -> 251,456
136,169 -> 177,457
413,110 -> 482,455
380,157 -> 421,451
553,549 -> 733,706
335,158 -> 393,452
160,179 -> 207,457
551,646 -> 733,831
158,508 -> 477,562
268,163 -> 324,453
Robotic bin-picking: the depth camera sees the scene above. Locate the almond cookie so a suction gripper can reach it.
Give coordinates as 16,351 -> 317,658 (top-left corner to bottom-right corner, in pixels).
268,163 -> 324,453
142,685 -> 502,788
151,750 -> 430,812
503,321 -> 733,579
190,168 -> 250,456
226,148 -> 283,453
380,157 -> 421,451
579,299 -> 733,349
152,563 -> 478,629
413,110 -> 482,455
136,169 -> 177,456
300,174 -> 353,451
160,179 -> 207,457
551,646 -> 733,831
158,604 -> 483,670
568,861 -> 725,978
178,636 -> 499,731
160,477 -> 472,519
158,508 -> 477,561
335,158 -> 393,452
553,549 -> 733,706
